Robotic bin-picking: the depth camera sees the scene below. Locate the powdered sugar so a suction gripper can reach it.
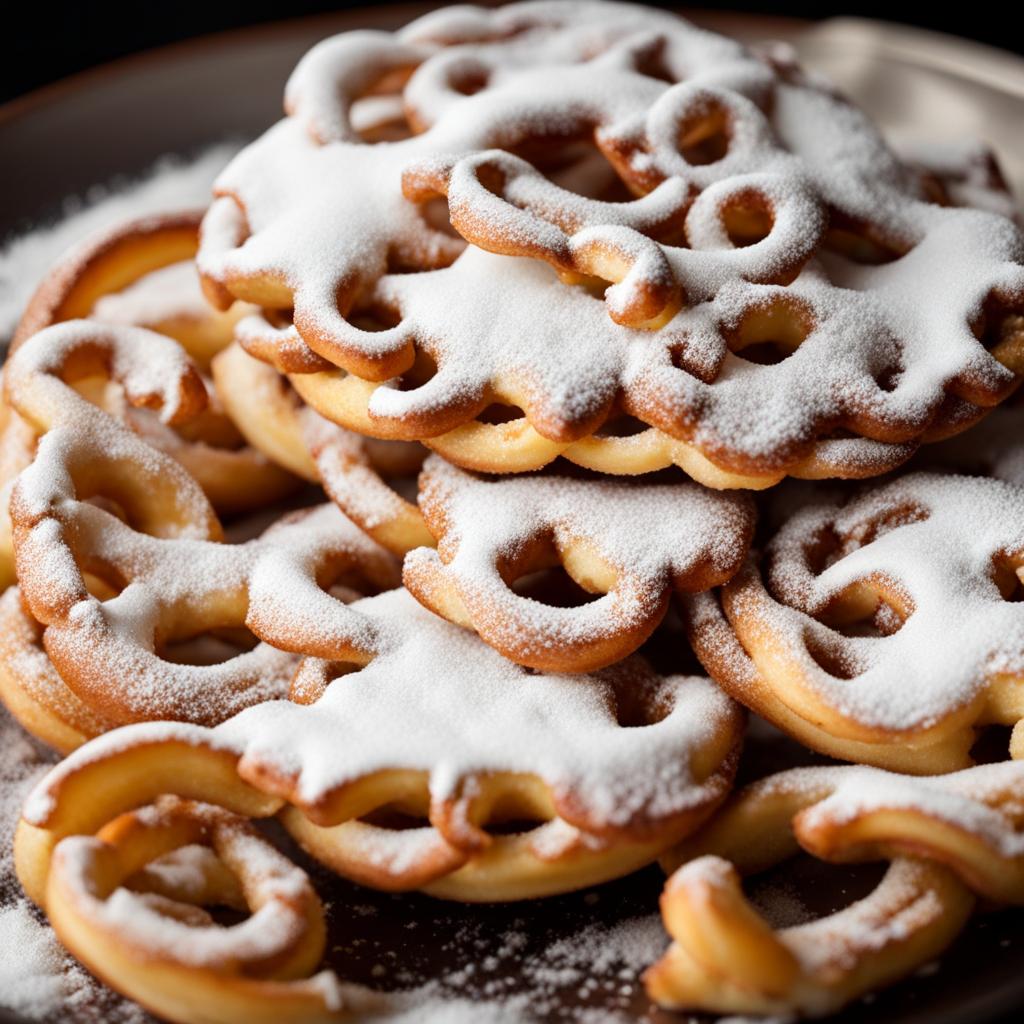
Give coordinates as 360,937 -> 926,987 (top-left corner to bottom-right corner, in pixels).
0,900 -> 97,1019
302,406 -> 426,538
233,589 -> 738,828
54,805 -> 314,969
405,454 -> 752,659
30,588 -> 740,836
787,860 -> 948,975
128,843 -> 229,903
9,319 -> 196,426
755,473 -> 1024,731
0,585 -> 118,740
17,497 -> 394,724
362,247 -> 670,441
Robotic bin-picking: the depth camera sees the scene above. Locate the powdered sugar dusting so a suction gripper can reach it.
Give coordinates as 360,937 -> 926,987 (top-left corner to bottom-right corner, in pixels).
9,319 -> 195,426
16,499 -> 395,724
788,861 -> 947,976
0,900 -> 99,1019
206,0 -> 1024,476
30,588 -> 740,835
790,762 -> 1024,858
407,453 -> 752,655
747,472 -> 1024,731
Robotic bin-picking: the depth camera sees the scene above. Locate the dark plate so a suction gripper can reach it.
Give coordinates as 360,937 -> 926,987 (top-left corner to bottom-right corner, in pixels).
1,6 -> 1023,1023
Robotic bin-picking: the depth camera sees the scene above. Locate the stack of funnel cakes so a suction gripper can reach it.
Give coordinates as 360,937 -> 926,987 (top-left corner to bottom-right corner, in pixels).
4,3 -> 1024,1022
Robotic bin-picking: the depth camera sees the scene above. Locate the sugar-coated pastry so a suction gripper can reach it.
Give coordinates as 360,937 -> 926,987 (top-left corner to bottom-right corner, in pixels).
5,320 -> 398,726
203,1 -> 1024,486
648,762 -> 1024,1017
17,589 -> 743,904
688,472 -> 1024,771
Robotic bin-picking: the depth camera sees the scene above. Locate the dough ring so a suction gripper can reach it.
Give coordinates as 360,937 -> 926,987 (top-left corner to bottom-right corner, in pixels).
277,251 -> 921,487
13,211 -> 203,349
17,588 -> 744,902
646,761 -> 1024,1017
26,794 -> 383,1024
687,472 -> 1024,772
11,211 -> 299,516
402,454 -> 754,671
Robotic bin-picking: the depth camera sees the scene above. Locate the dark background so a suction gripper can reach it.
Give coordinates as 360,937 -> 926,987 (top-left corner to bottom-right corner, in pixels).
4,1 -> 1021,105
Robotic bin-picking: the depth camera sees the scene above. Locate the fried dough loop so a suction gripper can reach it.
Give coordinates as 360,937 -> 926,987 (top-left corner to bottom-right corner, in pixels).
4,320 -> 398,727
17,589 -> 743,902
0,586 -> 120,753
646,762 -> 1024,1017
200,0 -> 1024,485
32,794 -> 382,1024
688,472 -> 1024,771
402,454 -> 754,671
11,211 -> 299,516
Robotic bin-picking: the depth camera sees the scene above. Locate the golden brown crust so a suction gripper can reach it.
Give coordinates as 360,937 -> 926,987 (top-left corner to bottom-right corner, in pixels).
37,796 -> 383,1023
13,212 -> 203,351
647,762 -> 1024,1017
10,212 -> 301,515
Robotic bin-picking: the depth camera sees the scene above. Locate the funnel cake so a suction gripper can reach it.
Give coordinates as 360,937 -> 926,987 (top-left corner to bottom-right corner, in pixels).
11,211 -> 298,516
201,0 -> 1024,486
403,454 -> 754,671
16,589 -> 743,904
687,472 -> 1024,772
4,320 -> 398,727
647,762 -> 1024,1017
27,794 -> 382,1024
